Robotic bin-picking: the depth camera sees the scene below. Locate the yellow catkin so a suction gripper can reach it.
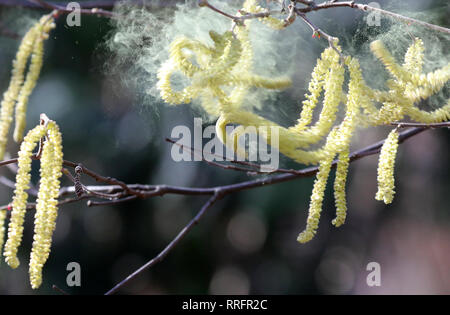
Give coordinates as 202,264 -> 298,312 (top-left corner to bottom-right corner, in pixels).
329,58 -> 368,228
217,45 -> 345,166
0,24 -> 38,159
403,38 -> 424,74
157,24 -> 291,107
375,129 -> 399,204
406,100 -> 450,123
370,40 -> 410,83
333,150 -> 349,227
157,32 -> 245,106
407,64 -> 450,102
297,143 -> 335,244
29,141 -> 53,289
29,122 -> 63,289
369,39 -> 449,125
290,47 -> 345,145
292,52 -> 331,133
4,125 -> 46,269
157,25 -> 291,159
14,16 -> 56,143
0,14 -> 55,159
0,209 -> 6,260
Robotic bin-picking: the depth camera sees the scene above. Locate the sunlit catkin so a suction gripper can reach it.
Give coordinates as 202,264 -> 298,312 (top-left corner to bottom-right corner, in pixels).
333,150 -> 350,227
292,52 -> 330,133
0,14 -> 55,159
370,40 -> 409,83
29,121 -> 63,289
0,23 -> 38,159
297,151 -> 334,244
4,125 -> 46,269
14,16 -> 56,143
375,130 -> 399,204
403,38 -> 424,74
3,117 -> 63,288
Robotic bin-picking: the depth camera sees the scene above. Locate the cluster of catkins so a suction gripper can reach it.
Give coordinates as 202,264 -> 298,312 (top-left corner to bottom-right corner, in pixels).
157,0 -> 450,243
0,14 -> 64,289
1,117 -> 64,289
0,14 -> 55,159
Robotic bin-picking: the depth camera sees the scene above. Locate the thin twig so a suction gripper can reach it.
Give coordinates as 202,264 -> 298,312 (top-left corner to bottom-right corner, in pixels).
294,1 -> 450,35
199,0 -> 450,36
199,0 -> 277,26
26,0 -> 116,18
296,11 -> 341,55
87,195 -> 138,207
104,193 -> 222,295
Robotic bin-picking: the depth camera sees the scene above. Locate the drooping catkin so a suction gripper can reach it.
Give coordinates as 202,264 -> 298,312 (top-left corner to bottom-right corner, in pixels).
333,150 -> 350,227
329,57 -> 365,228
0,14 -> 55,159
292,53 -> 331,133
4,125 -> 47,269
0,23 -> 38,160
375,129 -> 400,204
297,151 -> 334,244
14,16 -> 56,143
403,38 -> 424,74
29,122 -> 63,289
3,116 -> 63,289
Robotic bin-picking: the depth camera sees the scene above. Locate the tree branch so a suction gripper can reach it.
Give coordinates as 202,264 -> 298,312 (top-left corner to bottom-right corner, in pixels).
199,0 -> 450,36
294,1 -> 450,34
104,192 -> 221,295
0,0 -> 178,10
0,0 -> 180,19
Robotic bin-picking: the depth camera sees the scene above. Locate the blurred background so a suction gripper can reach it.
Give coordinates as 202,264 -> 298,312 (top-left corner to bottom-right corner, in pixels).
0,0 -> 448,294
